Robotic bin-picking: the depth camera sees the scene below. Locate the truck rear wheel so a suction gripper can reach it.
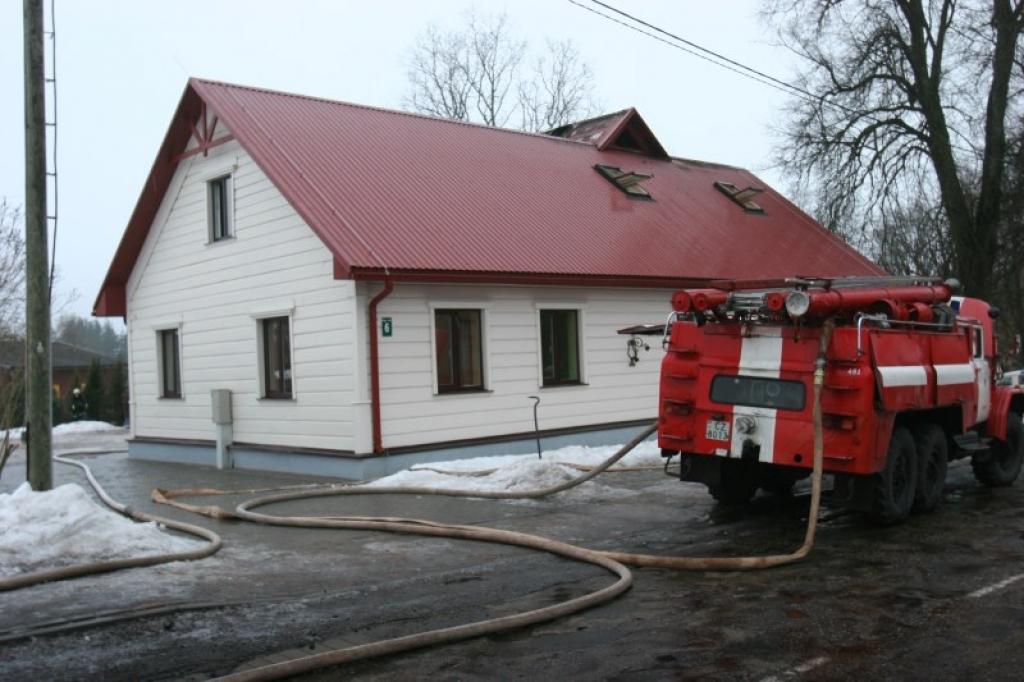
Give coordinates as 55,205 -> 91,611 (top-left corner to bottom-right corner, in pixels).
867,427 -> 918,525
972,412 -> 1024,487
913,423 -> 948,513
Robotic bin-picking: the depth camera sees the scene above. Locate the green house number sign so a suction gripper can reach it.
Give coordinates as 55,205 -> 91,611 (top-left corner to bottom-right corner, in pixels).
381,317 -> 393,338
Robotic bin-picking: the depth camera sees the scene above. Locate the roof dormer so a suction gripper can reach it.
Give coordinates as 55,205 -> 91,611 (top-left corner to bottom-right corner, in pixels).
547,108 -> 668,159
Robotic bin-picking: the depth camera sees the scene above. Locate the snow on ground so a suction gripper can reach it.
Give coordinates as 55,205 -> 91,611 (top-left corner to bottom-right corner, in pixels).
0,482 -> 201,577
3,421 -> 123,441
412,439 -> 663,472
365,439 -> 666,502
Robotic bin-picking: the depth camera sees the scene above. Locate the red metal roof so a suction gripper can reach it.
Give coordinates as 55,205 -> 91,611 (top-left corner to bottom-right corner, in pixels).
94,78 -> 883,316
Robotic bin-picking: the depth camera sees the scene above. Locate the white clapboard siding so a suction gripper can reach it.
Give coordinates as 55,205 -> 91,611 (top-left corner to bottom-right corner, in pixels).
369,282 -> 672,449
126,128 -> 357,451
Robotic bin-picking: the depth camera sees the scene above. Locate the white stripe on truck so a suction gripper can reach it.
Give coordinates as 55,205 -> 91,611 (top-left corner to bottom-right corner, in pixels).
934,363 -> 975,386
877,365 -> 928,387
730,329 -> 783,463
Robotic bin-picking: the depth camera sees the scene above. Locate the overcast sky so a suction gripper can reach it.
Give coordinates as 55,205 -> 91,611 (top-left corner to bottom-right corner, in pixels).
0,1 -> 799,320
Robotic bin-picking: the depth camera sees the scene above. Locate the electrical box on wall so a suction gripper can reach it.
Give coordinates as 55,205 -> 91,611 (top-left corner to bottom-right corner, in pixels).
211,389 -> 232,424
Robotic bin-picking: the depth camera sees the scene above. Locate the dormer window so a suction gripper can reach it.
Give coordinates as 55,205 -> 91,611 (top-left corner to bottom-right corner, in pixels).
714,181 -> 765,213
208,174 -> 233,241
594,164 -> 653,199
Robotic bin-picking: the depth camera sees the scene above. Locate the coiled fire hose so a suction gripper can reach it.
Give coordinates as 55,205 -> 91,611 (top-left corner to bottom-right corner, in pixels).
5,321 -> 833,681
0,450 -> 222,592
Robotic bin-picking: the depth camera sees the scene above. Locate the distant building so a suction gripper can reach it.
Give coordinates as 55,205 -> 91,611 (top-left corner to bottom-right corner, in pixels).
0,338 -> 120,399
94,78 -> 882,478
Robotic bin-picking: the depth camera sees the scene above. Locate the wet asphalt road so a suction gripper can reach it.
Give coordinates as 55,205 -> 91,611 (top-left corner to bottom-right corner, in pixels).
1,435 -> 1023,681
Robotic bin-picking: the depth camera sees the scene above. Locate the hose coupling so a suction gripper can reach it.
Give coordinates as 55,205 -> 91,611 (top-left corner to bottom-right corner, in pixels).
813,357 -> 826,386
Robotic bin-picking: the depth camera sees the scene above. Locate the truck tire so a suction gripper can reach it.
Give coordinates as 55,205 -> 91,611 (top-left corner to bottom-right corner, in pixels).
972,412 -> 1024,487
867,427 -> 918,525
913,422 -> 948,513
709,460 -> 758,505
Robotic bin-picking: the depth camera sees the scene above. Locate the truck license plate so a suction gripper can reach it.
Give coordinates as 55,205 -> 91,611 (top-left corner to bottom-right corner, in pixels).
706,419 -> 730,441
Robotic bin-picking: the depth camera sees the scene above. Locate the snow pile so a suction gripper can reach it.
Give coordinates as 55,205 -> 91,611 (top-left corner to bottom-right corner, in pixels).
409,439 -> 663,473
365,438 -> 664,502
53,420 -> 124,436
2,421 -> 123,442
0,482 -> 200,577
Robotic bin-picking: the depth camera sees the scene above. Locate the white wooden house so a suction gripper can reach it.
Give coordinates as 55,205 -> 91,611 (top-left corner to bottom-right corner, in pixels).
94,79 -> 882,478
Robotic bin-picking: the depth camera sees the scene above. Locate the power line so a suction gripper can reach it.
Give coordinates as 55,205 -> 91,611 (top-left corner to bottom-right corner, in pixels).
566,0 -> 823,109
591,0 -> 825,103
572,0 -> 981,158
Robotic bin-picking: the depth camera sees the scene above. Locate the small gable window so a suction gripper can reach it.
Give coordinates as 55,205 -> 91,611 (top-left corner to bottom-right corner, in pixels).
594,164 -> 653,199
208,174 -> 233,241
714,181 -> 765,213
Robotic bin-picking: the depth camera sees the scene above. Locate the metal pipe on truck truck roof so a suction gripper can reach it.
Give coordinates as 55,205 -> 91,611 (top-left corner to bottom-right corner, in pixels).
801,283 -> 953,317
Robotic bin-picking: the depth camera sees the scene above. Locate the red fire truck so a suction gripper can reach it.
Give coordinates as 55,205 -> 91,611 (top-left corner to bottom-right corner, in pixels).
658,277 -> 1024,523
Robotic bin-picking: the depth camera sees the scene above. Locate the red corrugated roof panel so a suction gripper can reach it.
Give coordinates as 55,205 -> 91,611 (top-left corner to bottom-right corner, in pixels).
94,78 -> 882,316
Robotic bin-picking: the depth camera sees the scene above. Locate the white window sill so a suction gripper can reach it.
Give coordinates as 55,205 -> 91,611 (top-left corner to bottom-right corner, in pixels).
433,389 -> 494,398
539,382 -> 589,390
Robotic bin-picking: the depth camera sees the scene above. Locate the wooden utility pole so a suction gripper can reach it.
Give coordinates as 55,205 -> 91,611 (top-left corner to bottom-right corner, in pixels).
23,0 -> 52,490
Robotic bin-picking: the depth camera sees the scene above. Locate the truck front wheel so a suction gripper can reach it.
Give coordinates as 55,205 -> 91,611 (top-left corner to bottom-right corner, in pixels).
867,427 -> 918,525
972,412 -> 1024,487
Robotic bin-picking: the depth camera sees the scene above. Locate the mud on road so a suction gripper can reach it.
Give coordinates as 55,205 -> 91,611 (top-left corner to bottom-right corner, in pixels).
1,444 -> 1023,681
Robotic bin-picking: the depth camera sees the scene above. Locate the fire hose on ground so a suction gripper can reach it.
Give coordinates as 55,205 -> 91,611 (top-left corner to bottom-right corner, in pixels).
0,450 -> 222,592
4,322 -> 833,681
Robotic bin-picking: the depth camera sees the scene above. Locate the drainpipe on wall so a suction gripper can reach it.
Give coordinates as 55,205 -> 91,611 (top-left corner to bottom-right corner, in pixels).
368,279 -> 394,455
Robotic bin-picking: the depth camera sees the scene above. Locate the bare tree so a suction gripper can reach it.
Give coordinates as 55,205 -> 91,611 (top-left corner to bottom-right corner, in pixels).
765,0 -> 1024,301
0,200 -> 26,338
519,40 -> 597,132
874,189 -> 952,278
405,25 -> 475,123
992,125 -> 1024,364
464,12 -> 525,127
405,12 -> 597,131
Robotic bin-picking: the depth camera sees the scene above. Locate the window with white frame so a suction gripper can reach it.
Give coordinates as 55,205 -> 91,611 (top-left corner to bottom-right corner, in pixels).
434,309 -> 485,393
158,328 -> 182,398
260,316 -> 293,399
207,174 -> 232,242
539,309 -> 582,386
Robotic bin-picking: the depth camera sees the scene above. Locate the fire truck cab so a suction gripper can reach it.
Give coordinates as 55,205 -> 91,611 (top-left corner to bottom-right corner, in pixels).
658,277 -> 1024,524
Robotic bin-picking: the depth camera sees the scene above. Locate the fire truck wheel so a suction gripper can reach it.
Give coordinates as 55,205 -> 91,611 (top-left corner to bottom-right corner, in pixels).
912,423 -> 948,513
972,412 -> 1024,487
868,427 -> 918,525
